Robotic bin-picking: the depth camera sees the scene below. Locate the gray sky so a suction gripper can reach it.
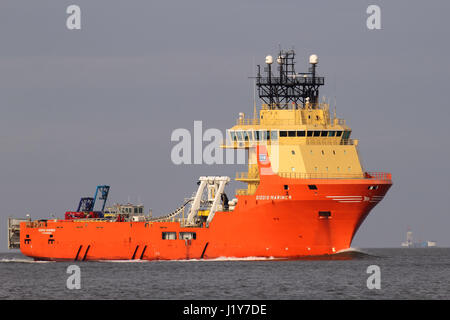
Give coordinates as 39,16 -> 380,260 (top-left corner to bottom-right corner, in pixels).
1,0 -> 449,250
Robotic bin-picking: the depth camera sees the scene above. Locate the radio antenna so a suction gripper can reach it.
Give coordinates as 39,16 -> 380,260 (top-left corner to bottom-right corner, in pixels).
253,56 -> 256,121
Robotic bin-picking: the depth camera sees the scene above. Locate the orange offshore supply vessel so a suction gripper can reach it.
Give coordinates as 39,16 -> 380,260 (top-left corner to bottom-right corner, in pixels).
8,50 -> 392,261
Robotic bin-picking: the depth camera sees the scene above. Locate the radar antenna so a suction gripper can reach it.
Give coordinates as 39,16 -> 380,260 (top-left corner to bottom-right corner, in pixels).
254,49 -> 324,109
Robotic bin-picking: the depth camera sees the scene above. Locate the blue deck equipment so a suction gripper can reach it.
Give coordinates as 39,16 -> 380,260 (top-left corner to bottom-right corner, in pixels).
92,185 -> 110,212
76,185 -> 110,213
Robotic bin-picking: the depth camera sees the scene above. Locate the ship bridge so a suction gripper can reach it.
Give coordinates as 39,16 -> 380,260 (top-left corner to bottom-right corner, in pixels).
222,49 -> 365,196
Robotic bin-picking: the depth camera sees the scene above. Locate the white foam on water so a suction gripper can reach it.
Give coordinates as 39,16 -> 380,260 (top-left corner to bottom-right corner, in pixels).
0,258 -> 54,264
161,256 -> 279,262
336,247 -> 368,254
95,259 -> 147,263
93,256 -> 280,263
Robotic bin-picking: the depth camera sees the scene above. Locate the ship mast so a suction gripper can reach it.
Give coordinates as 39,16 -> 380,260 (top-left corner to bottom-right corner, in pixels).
254,49 -> 324,109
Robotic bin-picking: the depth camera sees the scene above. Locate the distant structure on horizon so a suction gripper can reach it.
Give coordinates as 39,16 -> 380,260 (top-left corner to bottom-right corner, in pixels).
401,228 -> 437,248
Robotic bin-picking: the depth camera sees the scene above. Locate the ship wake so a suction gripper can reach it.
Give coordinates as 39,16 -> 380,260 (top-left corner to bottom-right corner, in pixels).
0,258 -> 55,264
93,256 -> 280,263
334,247 -> 377,259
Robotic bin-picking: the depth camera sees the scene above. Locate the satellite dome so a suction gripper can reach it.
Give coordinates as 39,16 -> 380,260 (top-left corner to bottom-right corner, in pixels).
309,54 -> 318,64
277,55 -> 285,64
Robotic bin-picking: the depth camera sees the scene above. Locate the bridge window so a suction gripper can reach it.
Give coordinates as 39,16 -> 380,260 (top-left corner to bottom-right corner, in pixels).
230,131 -> 237,141
258,130 -> 264,140
179,232 -> 196,240
162,232 -> 177,240
280,131 -> 287,137
342,131 -> 351,140
321,131 -> 328,137
257,130 -> 270,140
236,131 -> 243,141
336,131 -> 343,137
297,131 -> 306,137
307,131 -> 313,137
271,130 -> 278,140
328,131 -> 336,137
308,185 -> 318,190
288,131 -> 296,137
313,131 -> 321,137
243,131 -> 249,141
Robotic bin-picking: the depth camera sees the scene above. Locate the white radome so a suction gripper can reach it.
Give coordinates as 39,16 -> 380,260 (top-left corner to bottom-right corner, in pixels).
309,54 -> 318,64
265,55 -> 273,65
277,55 -> 284,64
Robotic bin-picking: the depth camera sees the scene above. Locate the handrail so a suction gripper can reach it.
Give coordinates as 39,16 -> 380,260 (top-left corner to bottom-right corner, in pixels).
257,76 -> 324,85
236,172 -> 259,180
236,189 -> 250,196
221,140 -> 272,149
364,172 -> 392,180
277,171 -> 391,181
236,118 -> 260,125
261,102 -> 328,110
305,138 -> 355,145
221,138 -> 354,148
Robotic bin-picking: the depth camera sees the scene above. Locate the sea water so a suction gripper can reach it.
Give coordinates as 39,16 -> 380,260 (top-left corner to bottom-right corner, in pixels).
1,248 -> 449,299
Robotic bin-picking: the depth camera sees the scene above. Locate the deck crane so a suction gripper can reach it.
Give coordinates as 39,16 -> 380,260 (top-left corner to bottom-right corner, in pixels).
65,185 -> 110,219
91,185 -> 110,212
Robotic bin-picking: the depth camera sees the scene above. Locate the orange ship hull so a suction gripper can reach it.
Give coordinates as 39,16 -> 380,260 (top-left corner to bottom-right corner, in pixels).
15,52 -> 393,261
19,174 -> 391,261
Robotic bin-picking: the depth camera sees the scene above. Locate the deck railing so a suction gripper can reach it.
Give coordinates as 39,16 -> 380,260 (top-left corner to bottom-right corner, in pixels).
236,171 -> 260,180
277,171 -> 392,181
236,189 -> 250,196
236,118 -> 260,126
305,138 -> 356,145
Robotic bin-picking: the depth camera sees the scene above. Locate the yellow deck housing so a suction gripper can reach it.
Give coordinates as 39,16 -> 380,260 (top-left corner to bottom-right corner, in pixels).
223,102 -> 363,195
